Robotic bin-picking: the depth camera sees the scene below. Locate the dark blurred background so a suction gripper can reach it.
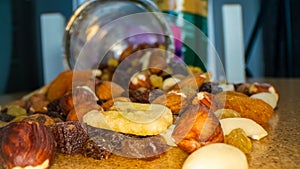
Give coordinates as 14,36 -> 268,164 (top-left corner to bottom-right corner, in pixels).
0,0 -> 299,94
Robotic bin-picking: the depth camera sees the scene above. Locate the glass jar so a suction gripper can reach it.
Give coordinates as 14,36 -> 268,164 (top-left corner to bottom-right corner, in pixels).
63,0 -> 174,70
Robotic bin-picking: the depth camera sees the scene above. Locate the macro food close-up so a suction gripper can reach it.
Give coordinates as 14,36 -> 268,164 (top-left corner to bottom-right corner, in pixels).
0,0 -> 299,169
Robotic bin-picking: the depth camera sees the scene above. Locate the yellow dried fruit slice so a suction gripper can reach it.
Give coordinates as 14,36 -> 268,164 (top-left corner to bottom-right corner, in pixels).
83,102 -> 173,136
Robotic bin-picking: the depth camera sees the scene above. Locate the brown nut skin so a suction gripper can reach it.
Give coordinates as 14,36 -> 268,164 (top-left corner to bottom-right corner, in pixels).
0,121 -> 55,169
95,81 -> 125,101
66,102 -> 103,121
213,91 -> 274,125
172,105 -> 224,154
46,70 -> 96,101
152,91 -> 188,115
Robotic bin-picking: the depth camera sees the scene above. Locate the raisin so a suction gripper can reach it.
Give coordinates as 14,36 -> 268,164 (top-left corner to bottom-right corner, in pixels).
224,128 -> 252,154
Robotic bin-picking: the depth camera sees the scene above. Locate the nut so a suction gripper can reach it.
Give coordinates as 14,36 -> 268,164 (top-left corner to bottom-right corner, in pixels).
192,92 -> 213,108
152,90 -> 188,115
46,70 -> 97,101
101,97 -> 131,110
162,77 -> 181,91
129,72 -> 152,90
172,104 -> 224,153
249,82 -> 279,103
0,122 -> 55,169
213,91 -> 274,125
22,114 -> 56,126
96,81 -> 125,100
66,102 -> 103,121
172,74 -> 206,91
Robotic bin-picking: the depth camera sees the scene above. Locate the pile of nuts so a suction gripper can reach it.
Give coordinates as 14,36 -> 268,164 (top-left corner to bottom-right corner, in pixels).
0,43 -> 279,169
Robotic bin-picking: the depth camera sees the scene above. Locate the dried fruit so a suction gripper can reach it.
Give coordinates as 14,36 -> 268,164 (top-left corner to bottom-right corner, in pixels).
51,121 -> 88,154
129,87 -> 151,103
0,122 -> 55,169
220,118 -> 268,140
6,105 -> 27,117
81,138 -> 111,160
83,102 -> 173,136
224,128 -> 252,154
182,143 -> 248,169
149,74 -> 163,89
172,105 -> 224,153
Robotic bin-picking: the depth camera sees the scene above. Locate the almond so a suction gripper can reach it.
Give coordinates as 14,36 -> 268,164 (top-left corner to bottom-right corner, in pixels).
152,91 -> 187,115
96,81 -> 125,100
46,70 -> 97,101
213,92 -> 274,125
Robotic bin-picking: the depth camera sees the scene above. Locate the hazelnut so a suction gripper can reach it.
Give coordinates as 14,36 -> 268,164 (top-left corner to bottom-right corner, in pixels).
0,122 -> 55,169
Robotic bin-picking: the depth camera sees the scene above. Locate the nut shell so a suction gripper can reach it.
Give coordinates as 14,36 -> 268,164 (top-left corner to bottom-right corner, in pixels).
0,122 -> 55,169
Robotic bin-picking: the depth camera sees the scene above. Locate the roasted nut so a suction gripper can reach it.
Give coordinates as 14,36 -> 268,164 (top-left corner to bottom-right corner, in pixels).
234,83 -> 251,95
213,91 -> 274,125
101,97 -> 131,110
0,122 -> 55,169
66,102 -> 103,121
95,81 -> 125,100
129,72 -> 152,90
192,92 -> 214,109
249,82 -> 279,102
46,70 -> 99,101
152,90 -> 188,115
162,77 -> 181,91
22,114 -> 55,126
172,105 -> 224,153
25,94 -> 49,114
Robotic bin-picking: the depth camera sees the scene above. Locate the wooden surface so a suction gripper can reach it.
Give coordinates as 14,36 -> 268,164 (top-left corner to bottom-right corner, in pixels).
1,78 -> 300,168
